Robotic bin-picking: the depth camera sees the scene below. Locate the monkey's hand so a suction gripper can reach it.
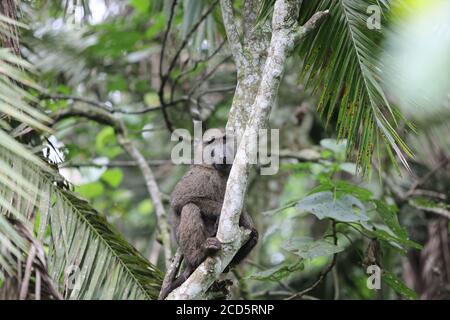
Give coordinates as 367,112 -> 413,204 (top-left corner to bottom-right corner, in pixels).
203,237 -> 222,254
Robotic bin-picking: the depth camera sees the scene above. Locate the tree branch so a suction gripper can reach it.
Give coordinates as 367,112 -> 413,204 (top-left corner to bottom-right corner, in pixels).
40,93 -> 187,115
167,0 -> 329,300
295,10 -> 330,42
219,0 -> 244,70
59,160 -> 173,168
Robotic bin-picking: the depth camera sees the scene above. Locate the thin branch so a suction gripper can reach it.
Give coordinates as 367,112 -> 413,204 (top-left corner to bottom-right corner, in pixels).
59,160 -> 173,168
252,290 -> 318,300
377,156 -> 450,207
196,86 -> 236,99
158,0 -> 220,131
169,39 -> 227,104
295,10 -> 330,42
219,0 -> 244,70
278,148 -> 321,162
404,157 -> 449,198
286,220 -> 338,300
158,0 -> 178,131
162,0 -> 220,82
40,93 -> 187,115
113,98 -> 188,115
187,55 -> 232,96
39,94 -> 113,112
159,0 -> 178,78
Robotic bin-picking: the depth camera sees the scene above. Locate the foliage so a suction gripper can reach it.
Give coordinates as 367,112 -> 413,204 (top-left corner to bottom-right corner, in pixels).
2,0 -> 446,301
259,0 -> 413,174
256,139 -> 420,298
0,12 -> 162,300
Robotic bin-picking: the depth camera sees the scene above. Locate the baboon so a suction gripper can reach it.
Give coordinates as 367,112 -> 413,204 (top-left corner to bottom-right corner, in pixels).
160,129 -> 258,298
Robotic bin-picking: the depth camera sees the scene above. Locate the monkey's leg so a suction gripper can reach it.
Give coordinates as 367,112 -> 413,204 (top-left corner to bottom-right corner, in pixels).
229,211 -> 258,267
177,203 -> 220,268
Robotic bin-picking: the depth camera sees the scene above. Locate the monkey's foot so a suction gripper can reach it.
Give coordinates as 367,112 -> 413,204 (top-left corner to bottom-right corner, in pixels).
204,237 -> 222,254
207,279 -> 233,300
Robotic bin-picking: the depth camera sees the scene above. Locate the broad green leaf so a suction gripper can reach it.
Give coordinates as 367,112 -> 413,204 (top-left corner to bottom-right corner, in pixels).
145,13 -> 166,39
283,237 -> 344,259
310,179 -> 373,201
297,191 -> 369,222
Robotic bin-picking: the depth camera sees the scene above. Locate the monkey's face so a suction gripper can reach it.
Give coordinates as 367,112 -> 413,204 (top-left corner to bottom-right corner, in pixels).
203,129 -> 235,175
213,161 -> 232,174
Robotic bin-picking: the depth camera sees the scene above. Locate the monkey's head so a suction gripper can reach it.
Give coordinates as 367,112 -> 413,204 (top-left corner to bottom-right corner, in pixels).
202,128 -> 235,175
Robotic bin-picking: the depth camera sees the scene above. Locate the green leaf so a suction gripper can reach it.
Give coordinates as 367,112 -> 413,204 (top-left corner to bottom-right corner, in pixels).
248,260 -> 304,282
310,178 -> 373,201
369,227 -> 422,250
75,182 -> 104,199
130,0 -> 151,13
101,169 -> 123,188
297,191 -> 369,222
283,237 -> 344,259
383,270 -> 418,300
144,92 -> 161,107
373,200 -> 408,239
95,127 -> 122,158
138,199 -> 153,215
145,13 -> 166,39
320,138 -> 347,157
107,74 -> 127,91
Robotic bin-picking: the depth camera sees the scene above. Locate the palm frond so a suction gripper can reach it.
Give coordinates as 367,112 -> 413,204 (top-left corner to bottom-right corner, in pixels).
299,0 -> 413,174
257,0 -> 413,174
0,216 -> 62,299
0,12 -> 162,299
0,146 -> 163,299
